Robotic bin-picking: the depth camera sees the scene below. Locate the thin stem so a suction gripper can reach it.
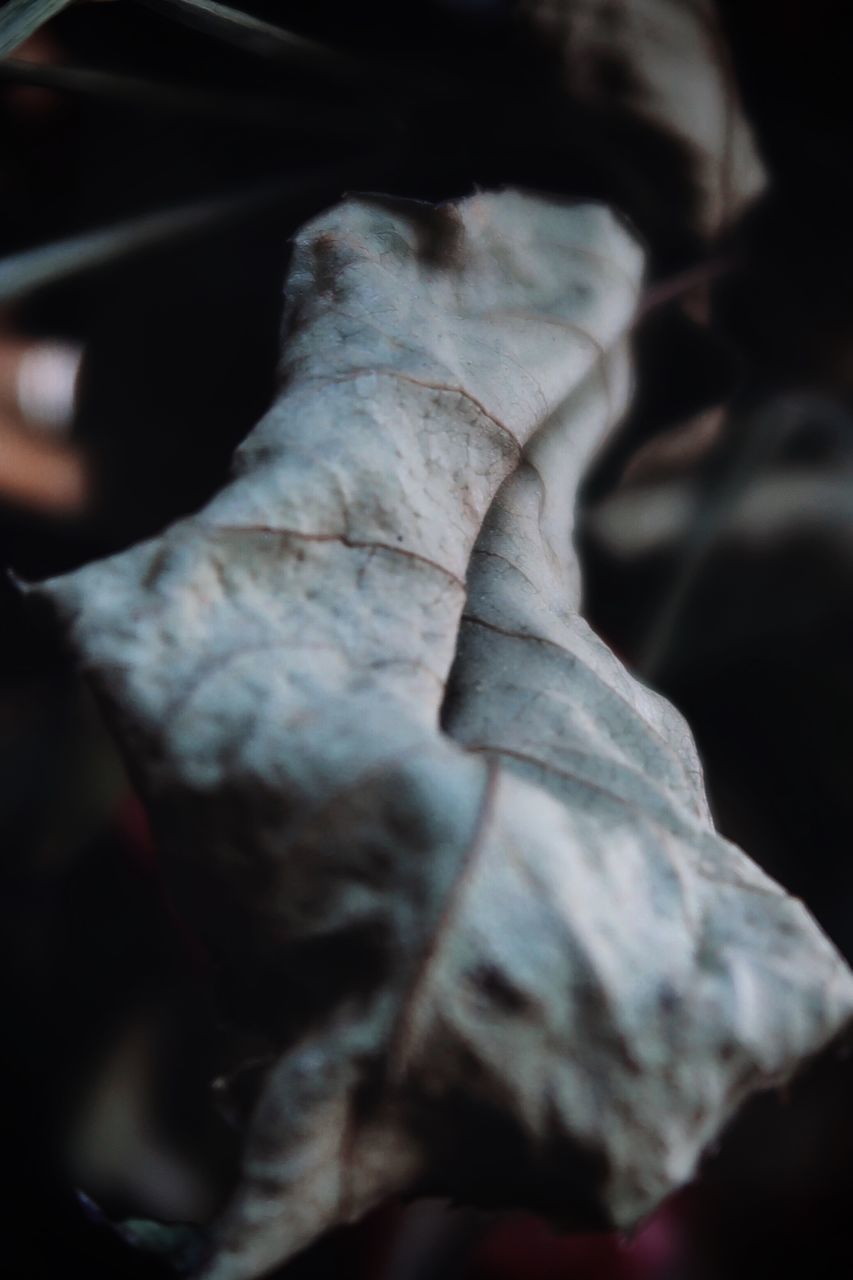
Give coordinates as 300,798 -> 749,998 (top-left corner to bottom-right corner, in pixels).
0,153 -> 393,304
0,57 -> 388,138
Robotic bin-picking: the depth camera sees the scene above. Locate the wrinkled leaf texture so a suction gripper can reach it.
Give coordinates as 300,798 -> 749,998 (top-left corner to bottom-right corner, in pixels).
37,189 -> 853,1280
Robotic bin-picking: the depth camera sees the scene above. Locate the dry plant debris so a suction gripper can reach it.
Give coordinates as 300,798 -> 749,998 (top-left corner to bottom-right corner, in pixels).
36,190 -> 853,1280
522,0 -> 765,236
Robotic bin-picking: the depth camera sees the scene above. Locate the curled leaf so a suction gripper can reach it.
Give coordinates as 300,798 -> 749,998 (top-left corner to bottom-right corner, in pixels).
36,190 -> 853,1280
520,0 -> 766,237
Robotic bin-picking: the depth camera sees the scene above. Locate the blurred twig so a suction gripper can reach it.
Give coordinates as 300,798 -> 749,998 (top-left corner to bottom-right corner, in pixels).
0,57 -> 389,137
0,414 -> 86,512
0,0 -> 74,57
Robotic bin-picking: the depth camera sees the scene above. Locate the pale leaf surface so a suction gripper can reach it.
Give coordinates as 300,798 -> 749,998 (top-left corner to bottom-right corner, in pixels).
36,190 -> 853,1280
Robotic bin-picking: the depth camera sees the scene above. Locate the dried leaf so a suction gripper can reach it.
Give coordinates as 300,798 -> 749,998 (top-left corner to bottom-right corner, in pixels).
36,191 -> 853,1280
520,0 -> 766,236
